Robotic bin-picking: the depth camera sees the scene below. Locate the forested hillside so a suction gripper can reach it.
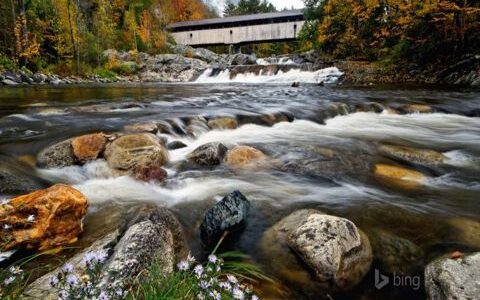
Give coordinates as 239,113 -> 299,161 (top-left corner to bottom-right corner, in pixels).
301,0 -> 480,65
0,0 -> 215,74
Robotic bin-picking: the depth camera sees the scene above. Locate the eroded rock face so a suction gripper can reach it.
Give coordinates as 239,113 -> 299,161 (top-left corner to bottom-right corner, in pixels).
379,145 -> 445,166
105,133 -> 168,170
200,190 -> 251,246
71,133 -> 107,163
374,164 -> 426,189
187,142 -> 228,166
0,184 -> 88,251
37,140 -> 75,168
225,146 -> 268,169
287,214 -> 373,291
425,252 -> 480,300
207,117 -> 239,130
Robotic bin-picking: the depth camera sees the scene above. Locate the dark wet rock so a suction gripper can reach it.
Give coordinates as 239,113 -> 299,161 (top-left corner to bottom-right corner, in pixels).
37,139 -> 76,168
445,217 -> 480,249
167,140 -> 187,150
32,73 -> 47,83
187,142 -> 228,166
200,190 -> 251,246
229,53 -> 257,66
291,81 -> 300,87
425,252 -> 480,300
186,116 -> 209,137
20,73 -> 34,84
105,133 -> 168,170
207,117 -> 239,130
133,164 -> 167,182
355,102 -> 386,113
286,213 -> 372,291
379,144 -> 445,166
23,206 -> 187,299
0,164 -> 44,194
368,229 -> 423,275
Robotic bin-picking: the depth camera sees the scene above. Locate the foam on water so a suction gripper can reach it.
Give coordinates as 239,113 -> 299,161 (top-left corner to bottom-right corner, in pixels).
195,67 -> 343,84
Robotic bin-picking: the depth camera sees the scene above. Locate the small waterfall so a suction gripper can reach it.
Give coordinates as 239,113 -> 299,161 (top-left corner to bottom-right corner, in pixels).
195,65 -> 343,84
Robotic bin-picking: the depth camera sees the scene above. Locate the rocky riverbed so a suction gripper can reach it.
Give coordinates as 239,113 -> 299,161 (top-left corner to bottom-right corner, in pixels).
0,76 -> 479,299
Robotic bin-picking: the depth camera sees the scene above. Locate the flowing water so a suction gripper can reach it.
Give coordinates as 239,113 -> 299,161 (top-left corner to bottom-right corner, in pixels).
1,69 -> 480,299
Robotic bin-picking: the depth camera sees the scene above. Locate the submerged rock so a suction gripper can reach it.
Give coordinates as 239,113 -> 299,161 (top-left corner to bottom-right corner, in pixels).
261,209 -> 372,293
374,164 -> 426,189
71,133 -> 107,163
187,142 -> 228,166
425,252 -> 480,300
0,184 -> 88,251
105,133 -> 168,170
379,144 -> 445,166
287,213 -> 373,291
445,217 -> 480,249
167,140 -> 187,150
225,146 -> 268,169
398,104 -> 433,114
37,139 -> 75,168
207,117 -> 239,130
200,190 -> 251,246
368,229 -> 423,275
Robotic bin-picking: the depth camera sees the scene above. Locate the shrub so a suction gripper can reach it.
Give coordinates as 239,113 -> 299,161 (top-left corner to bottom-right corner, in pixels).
96,68 -> 117,81
0,54 -> 16,71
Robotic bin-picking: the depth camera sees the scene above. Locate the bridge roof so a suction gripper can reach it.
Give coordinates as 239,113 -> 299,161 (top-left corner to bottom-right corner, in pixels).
167,9 -> 304,31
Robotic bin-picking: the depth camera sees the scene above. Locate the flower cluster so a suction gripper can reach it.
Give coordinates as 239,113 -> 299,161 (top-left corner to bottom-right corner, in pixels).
50,251 -> 126,300
0,265 -> 24,298
177,253 -> 259,300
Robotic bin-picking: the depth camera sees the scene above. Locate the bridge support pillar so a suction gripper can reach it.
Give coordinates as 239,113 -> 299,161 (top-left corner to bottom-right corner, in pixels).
229,44 -> 241,55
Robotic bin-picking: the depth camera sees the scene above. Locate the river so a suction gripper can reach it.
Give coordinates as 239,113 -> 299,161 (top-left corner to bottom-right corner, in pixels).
1,71 -> 480,299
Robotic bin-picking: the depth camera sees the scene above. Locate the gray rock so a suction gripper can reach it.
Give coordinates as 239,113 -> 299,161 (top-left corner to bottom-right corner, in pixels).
167,141 -> 187,150
229,53 -> 257,66
187,142 -> 228,166
20,73 -> 34,84
23,206 -> 187,299
2,78 -> 18,86
425,252 -> 480,300
472,76 -> 480,87
37,139 -> 76,168
171,44 -> 226,64
200,190 -> 251,246
287,213 -> 372,291
32,73 -> 47,83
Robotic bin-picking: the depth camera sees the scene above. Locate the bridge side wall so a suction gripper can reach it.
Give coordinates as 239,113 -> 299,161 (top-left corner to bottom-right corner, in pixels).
171,21 -> 305,46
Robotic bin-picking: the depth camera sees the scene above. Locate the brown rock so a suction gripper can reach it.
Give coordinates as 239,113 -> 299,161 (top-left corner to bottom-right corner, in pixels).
0,184 -> 88,251
134,164 -> 168,182
374,164 -> 426,189
71,133 -> 107,163
207,117 -> 238,130
104,133 -> 168,170
379,144 -> 445,166
225,146 -> 268,169
399,104 -> 432,114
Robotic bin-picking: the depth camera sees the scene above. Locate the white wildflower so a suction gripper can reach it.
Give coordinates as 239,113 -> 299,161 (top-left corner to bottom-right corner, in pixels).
98,291 -> 109,300
219,281 -> 232,291
251,295 -> 259,300
193,264 -> 204,278
49,275 -> 59,287
232,287 -> 245,300
208,254 -> 218,264
3,276 -> 16,286
61,263 -> 73,273
66,274 -> 79,286
209,290 -> 221,300
227,274 -> 238,284
199,280 -> 210,290
177,260 -> 190,271
187,253 -> 196,263
9,266 -> 23,275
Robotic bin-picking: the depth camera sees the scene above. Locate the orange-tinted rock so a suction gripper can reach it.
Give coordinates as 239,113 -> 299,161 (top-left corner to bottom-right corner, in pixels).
374,164 -> 425,189
207,117 -> 238,130
0,184 -> 88,251
225,146 -> 268,169
71,133 -> 107,163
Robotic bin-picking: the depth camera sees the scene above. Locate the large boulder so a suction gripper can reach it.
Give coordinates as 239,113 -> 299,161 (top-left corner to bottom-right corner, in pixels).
0,184 -> 88,251
207,117 -> 239,130
287,213 -> 373,291
374,164 -> 426,189
104,133 -> 168,170
171,44 -> 226,64
229,53 -> 257,66
261,209 -> 372,293
200,190 -> 251,246
71,133 -> 107,163
187,142 -> 228,166
23,206 -> 187,299
225,146 -> 268,169
425,252 -> 480,300
379,145 -> 445,166
37,139 -> 75,168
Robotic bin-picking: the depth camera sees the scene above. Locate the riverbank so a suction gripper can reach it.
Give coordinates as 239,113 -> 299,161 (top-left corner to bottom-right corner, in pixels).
1,46 -> 479,87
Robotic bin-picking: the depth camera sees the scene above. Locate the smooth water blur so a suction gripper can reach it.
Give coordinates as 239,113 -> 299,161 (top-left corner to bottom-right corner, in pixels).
1,82 -> 480,299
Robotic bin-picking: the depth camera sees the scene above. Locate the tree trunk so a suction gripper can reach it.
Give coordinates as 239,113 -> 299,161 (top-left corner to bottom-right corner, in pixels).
67,0 -> 78,74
